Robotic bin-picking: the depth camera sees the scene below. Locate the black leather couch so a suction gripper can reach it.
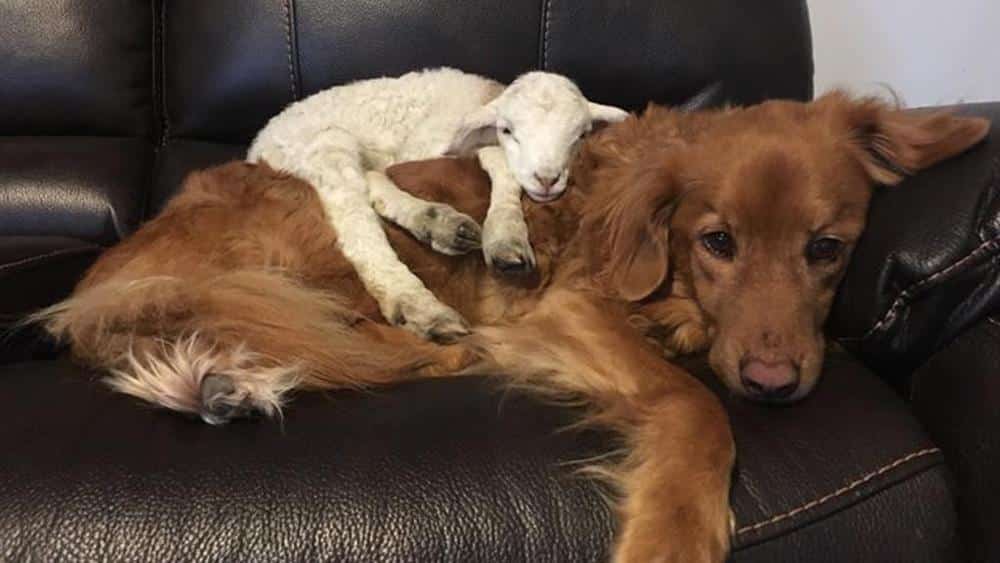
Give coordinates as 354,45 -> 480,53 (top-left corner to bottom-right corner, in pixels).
1,1 -> 997,561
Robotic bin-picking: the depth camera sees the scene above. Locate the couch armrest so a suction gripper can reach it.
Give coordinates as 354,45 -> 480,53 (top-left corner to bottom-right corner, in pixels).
910,317 -> 1000,562
828,102 -> 1000,386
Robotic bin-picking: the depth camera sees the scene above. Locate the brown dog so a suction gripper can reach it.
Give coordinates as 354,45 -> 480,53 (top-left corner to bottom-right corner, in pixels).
578,91 -> 990,402
35,91 -> 988,562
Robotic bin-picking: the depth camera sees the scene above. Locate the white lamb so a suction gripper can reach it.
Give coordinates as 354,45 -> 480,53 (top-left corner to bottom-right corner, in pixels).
248,67 -> 628,341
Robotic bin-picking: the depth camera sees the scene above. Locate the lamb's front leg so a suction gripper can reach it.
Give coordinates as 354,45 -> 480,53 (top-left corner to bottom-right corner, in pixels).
324,175 -> 470,341
476,146 -> 536,274
366,171 -> 482,256
254,133 -> 470,342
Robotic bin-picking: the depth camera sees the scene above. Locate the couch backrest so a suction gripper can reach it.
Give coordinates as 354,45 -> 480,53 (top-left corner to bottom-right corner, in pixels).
163,0 -> 814,145
0,0 -> 813,243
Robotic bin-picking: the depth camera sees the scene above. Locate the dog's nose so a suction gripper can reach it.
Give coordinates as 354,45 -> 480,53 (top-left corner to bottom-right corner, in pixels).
535,174 -> 558,191
740,359 -> 799,401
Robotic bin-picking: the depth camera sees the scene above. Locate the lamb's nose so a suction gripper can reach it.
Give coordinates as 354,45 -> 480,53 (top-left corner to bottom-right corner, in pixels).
535,174 -> 558,191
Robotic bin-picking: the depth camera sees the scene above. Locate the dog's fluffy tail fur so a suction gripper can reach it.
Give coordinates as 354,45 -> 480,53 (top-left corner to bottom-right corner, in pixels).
31,269 -> 439,423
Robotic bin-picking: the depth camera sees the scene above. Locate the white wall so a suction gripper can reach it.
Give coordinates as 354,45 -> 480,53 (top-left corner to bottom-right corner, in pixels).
809,0 -> 1000,106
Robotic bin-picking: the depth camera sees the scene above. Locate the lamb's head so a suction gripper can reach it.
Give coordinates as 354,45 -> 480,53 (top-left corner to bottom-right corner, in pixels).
448,71 -> 628,202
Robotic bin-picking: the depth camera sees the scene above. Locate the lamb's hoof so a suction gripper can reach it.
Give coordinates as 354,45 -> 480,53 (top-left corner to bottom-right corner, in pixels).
200,373 -> 254,425
417,204 -> 482,256
392,297 -> 470,344
485,237 -> 537,276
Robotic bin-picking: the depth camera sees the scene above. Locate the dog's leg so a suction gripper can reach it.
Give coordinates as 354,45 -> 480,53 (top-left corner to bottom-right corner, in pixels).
251,131 -> 468,342
473,290 -> 734,562
477,146 -> 536,274
365,170 -> 482,255
611,387 -> 734,563
99,333 -> 300,426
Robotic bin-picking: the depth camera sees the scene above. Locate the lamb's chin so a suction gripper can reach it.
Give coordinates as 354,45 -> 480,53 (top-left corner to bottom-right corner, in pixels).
525,191 -> 564,203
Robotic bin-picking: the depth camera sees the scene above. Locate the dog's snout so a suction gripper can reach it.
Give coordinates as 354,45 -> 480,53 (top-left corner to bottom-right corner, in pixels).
534,174 -> 558,191
739,359 -> 799,402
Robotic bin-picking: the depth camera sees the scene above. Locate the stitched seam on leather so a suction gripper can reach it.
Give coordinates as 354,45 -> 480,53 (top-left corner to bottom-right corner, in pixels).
0,247 -> 98,274
151,0 -> 161,146
862,157 -> 1000,340
541,0 -> 553,70
282,0 -> 299,101
159,0 -> 170,148
861,235 -> 1000,339
735,447 -> 940,536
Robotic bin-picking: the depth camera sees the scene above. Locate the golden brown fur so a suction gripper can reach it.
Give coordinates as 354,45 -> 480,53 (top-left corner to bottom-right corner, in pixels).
575,91 -> 990,402
35,91 -> 988,562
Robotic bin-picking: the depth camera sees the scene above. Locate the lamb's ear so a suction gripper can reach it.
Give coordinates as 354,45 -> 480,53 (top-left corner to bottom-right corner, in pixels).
828,92 -> 991,185
445,102 -> 499,156
588,101 -> 630,124
587,162 -> 678,301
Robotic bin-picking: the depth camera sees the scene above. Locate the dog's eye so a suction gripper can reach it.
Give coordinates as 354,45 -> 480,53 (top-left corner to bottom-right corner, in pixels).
500,126 -> 513,136
807,237 -> 843,263
701,231 -> 735,259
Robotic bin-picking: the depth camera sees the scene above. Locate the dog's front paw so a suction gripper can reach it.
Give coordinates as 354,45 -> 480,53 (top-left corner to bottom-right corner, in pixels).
414,204 -> 482,256
391,292 -> 470,343
483,214 -> 536,275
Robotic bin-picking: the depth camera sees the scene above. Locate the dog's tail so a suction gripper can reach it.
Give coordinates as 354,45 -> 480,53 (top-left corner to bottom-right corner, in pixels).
30,270 -> 449,423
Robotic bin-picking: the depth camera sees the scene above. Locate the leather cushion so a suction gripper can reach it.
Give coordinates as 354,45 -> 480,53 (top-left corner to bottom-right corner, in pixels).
0,353 -> 954,561
162,0 -> 812,144
0,0 -> 152,137
162,1 -> 300,145
703,352 -> 957,561
911,318 -> 1000,563
0,236 -> 100,363
0,137 -> 152,244
543,0 -> 813,113
829,102 -> 1000,384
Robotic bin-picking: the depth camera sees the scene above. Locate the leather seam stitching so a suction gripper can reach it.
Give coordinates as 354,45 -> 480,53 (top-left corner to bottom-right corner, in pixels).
861,156 -> 1000,340
861,235 -> 1000,339
735,447 -> 940,536
541,0 -> 552,70
0,247 -> 99,274
159,0 -> 170,148
282,0 -> 299,101
151,0 -> 160,147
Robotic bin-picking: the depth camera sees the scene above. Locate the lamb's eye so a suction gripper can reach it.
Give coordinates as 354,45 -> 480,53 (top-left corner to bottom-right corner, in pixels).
806,237 -> 843,263
701,231 -> 735,259
500,126 -> 513,136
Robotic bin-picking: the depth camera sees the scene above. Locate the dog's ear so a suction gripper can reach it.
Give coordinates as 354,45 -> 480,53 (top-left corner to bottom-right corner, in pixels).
822,91 -> 990,185
586,161 -> 679,301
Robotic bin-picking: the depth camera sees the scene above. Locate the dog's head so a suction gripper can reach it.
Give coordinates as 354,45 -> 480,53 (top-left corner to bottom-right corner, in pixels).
585,92 -> 989,403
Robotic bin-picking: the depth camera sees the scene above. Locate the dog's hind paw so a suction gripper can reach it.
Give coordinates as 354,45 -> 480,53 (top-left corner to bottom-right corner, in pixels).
200,373 -> 256,425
